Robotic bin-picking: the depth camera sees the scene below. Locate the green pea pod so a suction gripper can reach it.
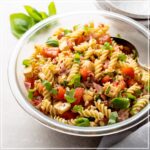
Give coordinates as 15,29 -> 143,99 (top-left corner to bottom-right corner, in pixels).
48,1 -> 57,16
111,97 -> 130,109
24,5 -> 42,22
10,13 -> 34,38
40,11 -> 48,19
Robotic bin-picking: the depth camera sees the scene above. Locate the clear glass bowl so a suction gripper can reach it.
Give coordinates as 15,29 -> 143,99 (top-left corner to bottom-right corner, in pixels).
8,11 -> 150,136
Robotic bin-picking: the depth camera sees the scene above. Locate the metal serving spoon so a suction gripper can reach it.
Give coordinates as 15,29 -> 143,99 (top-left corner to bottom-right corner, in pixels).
112,37 -> 138,59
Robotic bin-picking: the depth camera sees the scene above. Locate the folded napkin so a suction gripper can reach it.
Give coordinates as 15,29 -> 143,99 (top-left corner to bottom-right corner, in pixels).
97,122 -> 149,149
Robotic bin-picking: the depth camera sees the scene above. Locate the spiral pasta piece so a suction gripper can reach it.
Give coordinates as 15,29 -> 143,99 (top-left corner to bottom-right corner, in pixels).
67,63 -> 80,81
106,51 -> 120,72
42,66 -> 54,83
73,42 -> 89,53
127,83 -> 141,94
79,109 -> 104,120
40,99 -> 57,116
95,50 -> 109,80
130,95 -> 149,115
84,48 -> 94,60
94,100 -> 111,118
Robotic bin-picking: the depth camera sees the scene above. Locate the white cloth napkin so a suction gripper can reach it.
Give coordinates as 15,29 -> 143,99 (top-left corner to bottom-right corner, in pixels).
97,123 -> 150,149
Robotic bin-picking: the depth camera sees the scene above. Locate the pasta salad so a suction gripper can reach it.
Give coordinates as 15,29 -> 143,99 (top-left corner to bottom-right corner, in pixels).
23,22 -> 150,127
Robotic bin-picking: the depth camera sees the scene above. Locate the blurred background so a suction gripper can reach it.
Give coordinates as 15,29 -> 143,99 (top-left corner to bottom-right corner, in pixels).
0,0 -> 149,149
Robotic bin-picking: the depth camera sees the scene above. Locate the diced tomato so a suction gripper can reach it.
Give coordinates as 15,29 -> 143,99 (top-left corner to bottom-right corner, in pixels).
119,80 -> 126,90
101,75 -> 112,83
98,35 -> 111,45
33,90 -> 40,97
80,68 -> 90,81
61,111 -> 77,119
72,88 -> 84,105
41,47 -> 59,58
122,67 -> 135,78
75,36 -> 85,45
55,86 -> 66,101
127,79 -> 136,86
113,81 -> 119,87
25,77 -> 35,88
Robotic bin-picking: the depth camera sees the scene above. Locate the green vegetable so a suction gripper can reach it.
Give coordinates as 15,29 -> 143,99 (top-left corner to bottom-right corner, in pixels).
68,74 -> 81,88
75,117 -> 90,127
83,26 -> 91,32
74,53 -> 80,63
65,89 -> 76,103
40,12 -> 48,19
134,89 -> 142,96
116,34 -> 121,38
22,59 -> 31,67
64,29 -> 71,35
61,80 -> 68,87
48,1 -> 57,16
24,5 -> 42,22
102,42 -> 113,50
94,94 -> 101,101
118,53 -> 127,61
144,82 -> 150,93
51,88 -> 58,95
10,13 -> 34,38
72,105 -> 83,112
126,93 -> 136,100
105,86 -> 111,95
111,97 -> 130,109
42,80 -> 52,91
108,112 -> 118,125
46,38 -> 59,47
28,89 -> 35,99
73,24 -> 80,30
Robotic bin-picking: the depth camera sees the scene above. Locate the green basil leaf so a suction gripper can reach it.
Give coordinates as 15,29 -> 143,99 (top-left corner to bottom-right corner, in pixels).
75,117 -> 90,127
10,13 -> 34,38
42,80 -> 52,91
22,59 -> 31,67
126,93 -> 136,100
102,42 -> 113,50
118,53 -> 127,61
48,1 -> 57,16
74,53 -> 80,63
64,29 -> 72,35
68,74 -> 81,88
51,88 -> 58,95
65,89 -> 76,103
72,105 -> 83,112
40,11 -> 48,19
111,97 -> 130,109
46,38 -> 59,47
24,5 -> 42,22
108,112 -> 118,125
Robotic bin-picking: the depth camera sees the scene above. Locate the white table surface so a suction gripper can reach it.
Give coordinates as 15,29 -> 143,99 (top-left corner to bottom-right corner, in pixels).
0,0 -> 104,149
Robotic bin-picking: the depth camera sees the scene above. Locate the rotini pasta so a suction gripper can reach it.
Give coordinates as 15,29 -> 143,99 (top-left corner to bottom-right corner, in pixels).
23,22 -> 149,127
